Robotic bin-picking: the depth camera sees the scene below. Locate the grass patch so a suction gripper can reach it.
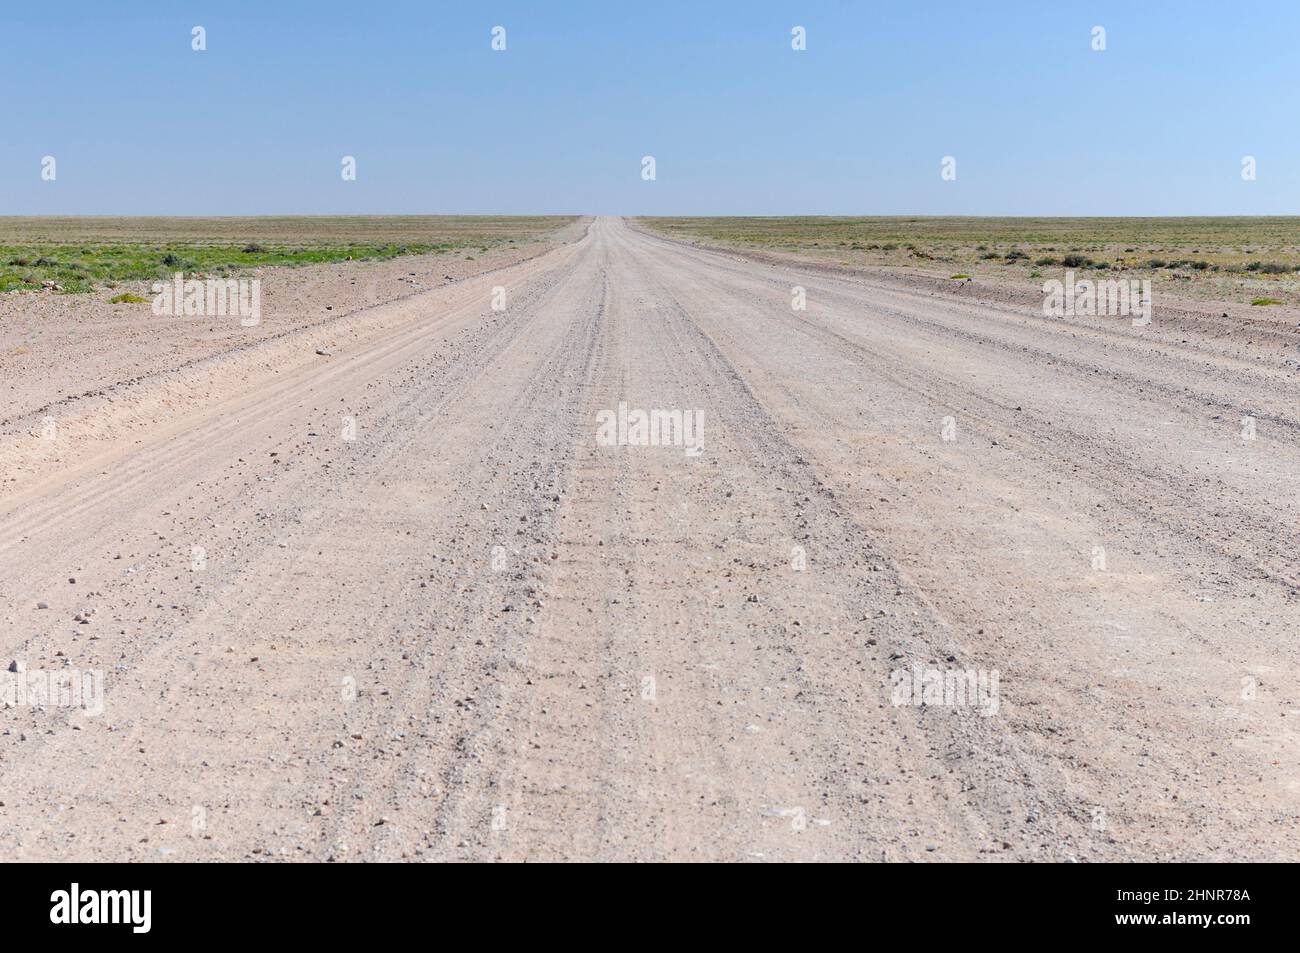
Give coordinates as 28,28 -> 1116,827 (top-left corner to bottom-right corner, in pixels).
0,241 -> 456,292
1251,298 -> 1284,306
0,216 -> 576,293
635,217 -> 1300,298
109,292 -> 150,304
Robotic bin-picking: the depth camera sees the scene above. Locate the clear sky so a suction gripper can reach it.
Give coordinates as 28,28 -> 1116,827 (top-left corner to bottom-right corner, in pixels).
3,0 -> 1297,216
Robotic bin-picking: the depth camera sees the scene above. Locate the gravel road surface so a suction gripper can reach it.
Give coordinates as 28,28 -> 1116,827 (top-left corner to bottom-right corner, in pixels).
2,217 -> 1297,861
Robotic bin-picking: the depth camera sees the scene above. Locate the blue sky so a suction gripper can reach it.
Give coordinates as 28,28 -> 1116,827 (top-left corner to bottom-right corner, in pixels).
2,1 -> 1297,215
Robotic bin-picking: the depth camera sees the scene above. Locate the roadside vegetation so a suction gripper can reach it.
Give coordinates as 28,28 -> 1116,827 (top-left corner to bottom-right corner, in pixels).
638,217 -> 1300,306
0,216 -> 575,293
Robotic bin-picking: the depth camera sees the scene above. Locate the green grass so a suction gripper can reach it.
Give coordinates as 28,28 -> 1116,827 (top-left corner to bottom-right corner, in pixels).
1251,298 -> 1284,306
108,292 -> 150,304
0,242 -> 458,293
0,216 -> 576,293
637,216 -> 1300,262
636,216 -> 1300,306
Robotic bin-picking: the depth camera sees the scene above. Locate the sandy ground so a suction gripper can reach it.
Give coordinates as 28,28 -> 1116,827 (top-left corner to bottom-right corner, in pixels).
0,221 -> 585,427
2,217 -> 1299,862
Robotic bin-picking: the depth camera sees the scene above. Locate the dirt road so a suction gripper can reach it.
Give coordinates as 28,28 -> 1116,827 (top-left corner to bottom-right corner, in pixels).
2,217 -> 1298,861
